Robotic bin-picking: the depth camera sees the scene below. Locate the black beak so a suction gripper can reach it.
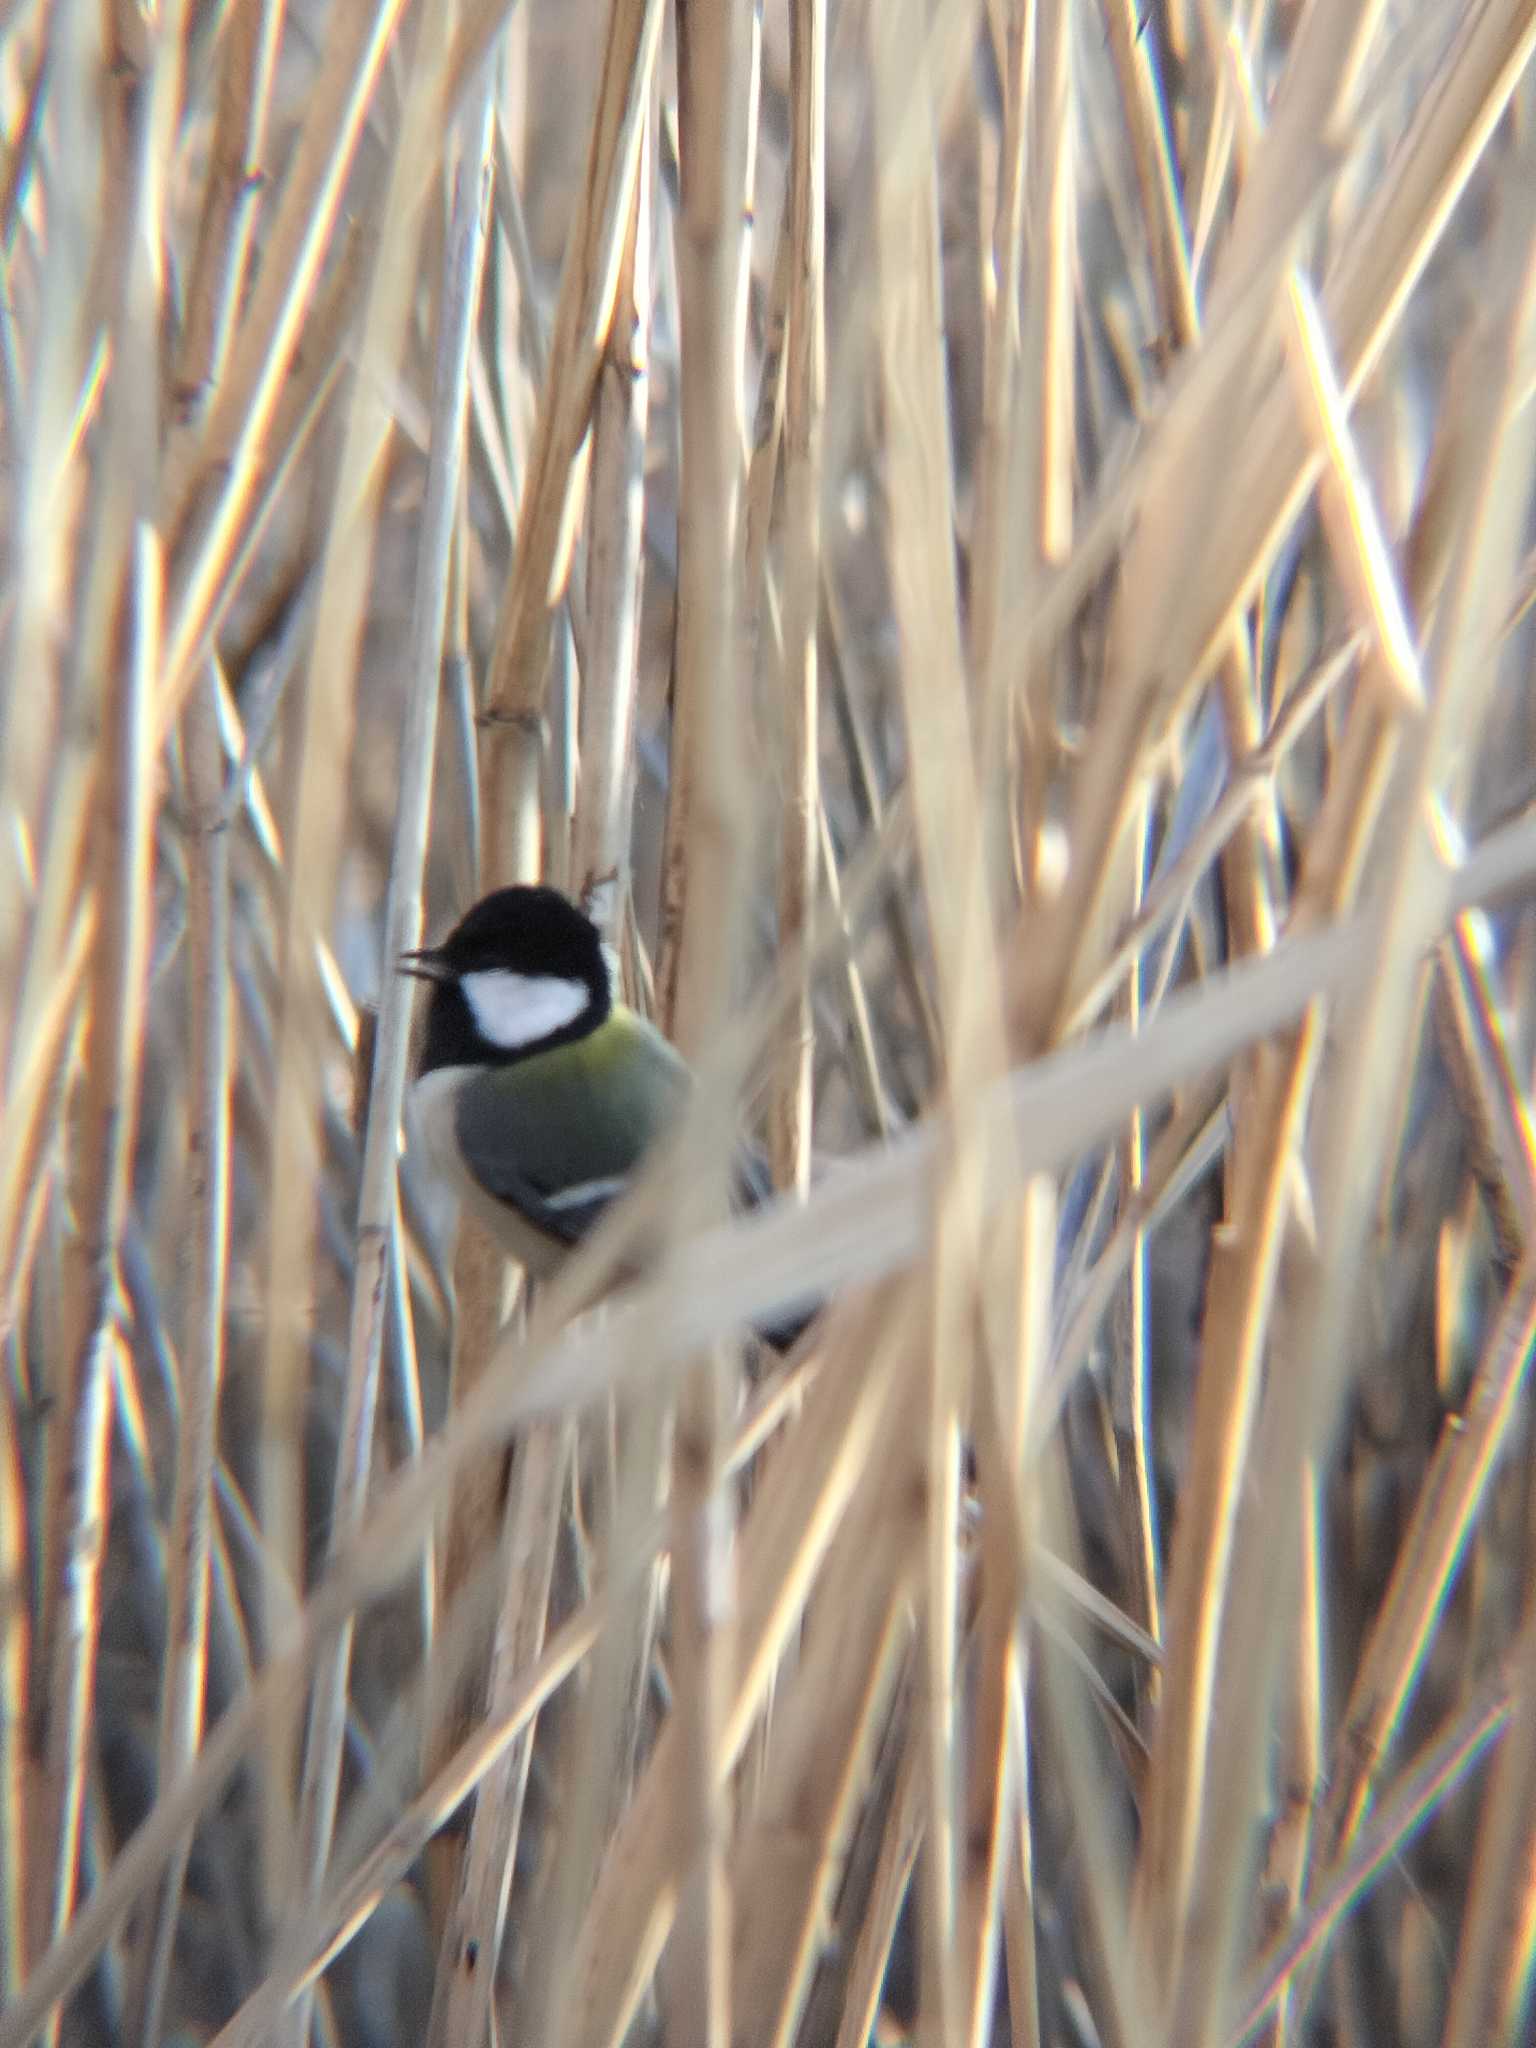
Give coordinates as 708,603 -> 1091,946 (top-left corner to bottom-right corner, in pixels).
399,948 -> 452,984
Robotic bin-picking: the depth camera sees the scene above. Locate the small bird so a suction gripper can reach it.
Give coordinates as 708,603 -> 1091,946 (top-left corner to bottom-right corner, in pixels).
403,886 -> 795,1332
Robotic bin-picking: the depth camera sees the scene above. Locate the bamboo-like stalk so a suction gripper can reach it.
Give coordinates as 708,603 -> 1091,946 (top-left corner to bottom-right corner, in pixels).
166,0 -> 285,428
651,0 -> 761,2039
108,0 -> 271,2017
0,1331 -> 30,2005
768,0 -> 825,1197
564,1292 -> 908,2048
516,157 -> 658,2032
1310,1249 -> 1536,1878
156,0 -> 415,725
1440,1452 -> 1536,2047
32,0 -> 170,2007
571,122 -> 651,922
727,1441 -> 916,2046
423,1417 -> 567,2048
868,4 -> 1020,2040
161,233 -> 366,742
1256,1456 -> 1323,2048
253,0 -> 474,1936
1227,1665 -> 1513,2048
279,74 -> 497,2048
829,1680 -> 923,2048
121,663 -> 233,2047
477,0 -> 666,771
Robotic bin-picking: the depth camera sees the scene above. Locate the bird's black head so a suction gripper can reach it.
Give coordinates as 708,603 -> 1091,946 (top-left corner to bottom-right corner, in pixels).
404,885 -> 612,1072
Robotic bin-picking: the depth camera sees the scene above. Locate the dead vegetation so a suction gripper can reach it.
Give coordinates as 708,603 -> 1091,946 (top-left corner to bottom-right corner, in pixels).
3,0 -> 1536,2043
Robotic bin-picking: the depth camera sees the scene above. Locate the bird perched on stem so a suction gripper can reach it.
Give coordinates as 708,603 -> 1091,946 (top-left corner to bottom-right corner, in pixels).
404,884 -> 808,1345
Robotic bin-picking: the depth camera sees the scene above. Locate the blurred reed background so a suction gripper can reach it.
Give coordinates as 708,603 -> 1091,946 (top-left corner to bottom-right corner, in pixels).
4,0 -> 1536,2043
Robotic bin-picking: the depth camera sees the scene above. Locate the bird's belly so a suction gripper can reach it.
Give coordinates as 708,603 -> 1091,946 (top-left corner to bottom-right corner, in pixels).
406,1066 -> 566,1278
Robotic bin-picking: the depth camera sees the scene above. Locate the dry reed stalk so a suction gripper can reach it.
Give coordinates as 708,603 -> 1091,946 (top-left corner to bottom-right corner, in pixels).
284,76 -> 497,2048
651,0 -> 760,2035
107,42 -> 274,2004
563,1290 -> 909,2046
1439,1458 -> 1536,2048
423,1415 -> 567,2048
955,1 -> 1069,2031
478,0 -> 664,750
828,1674 -> 923,2048
157,0 -> 412,724
0,1358 -> 27,2004
868,10 -> 1011,2045
120,665 -> 232,2047
423,3 -> 665,1934
510,157 -> 660,2036
257,0 -> 466,1952
168,0 -> 285,433
160,233 -> 366,723
0,0 -> 98,1015
726,1411 -> 917,2045
768,0 -> 825,1198
1228,1661 -> 1513,2048
31,0 -> 169,2015
571,121 -> 651,921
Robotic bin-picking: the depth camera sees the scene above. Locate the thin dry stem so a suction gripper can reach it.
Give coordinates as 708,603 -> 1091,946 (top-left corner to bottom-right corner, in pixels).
283,74 -> 496,2048
769,0 -> 825,1196
121,662 -> 233,2045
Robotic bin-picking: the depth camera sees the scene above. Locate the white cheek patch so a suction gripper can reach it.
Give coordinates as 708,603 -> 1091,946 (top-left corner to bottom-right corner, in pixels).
461,969 -> 589,1050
